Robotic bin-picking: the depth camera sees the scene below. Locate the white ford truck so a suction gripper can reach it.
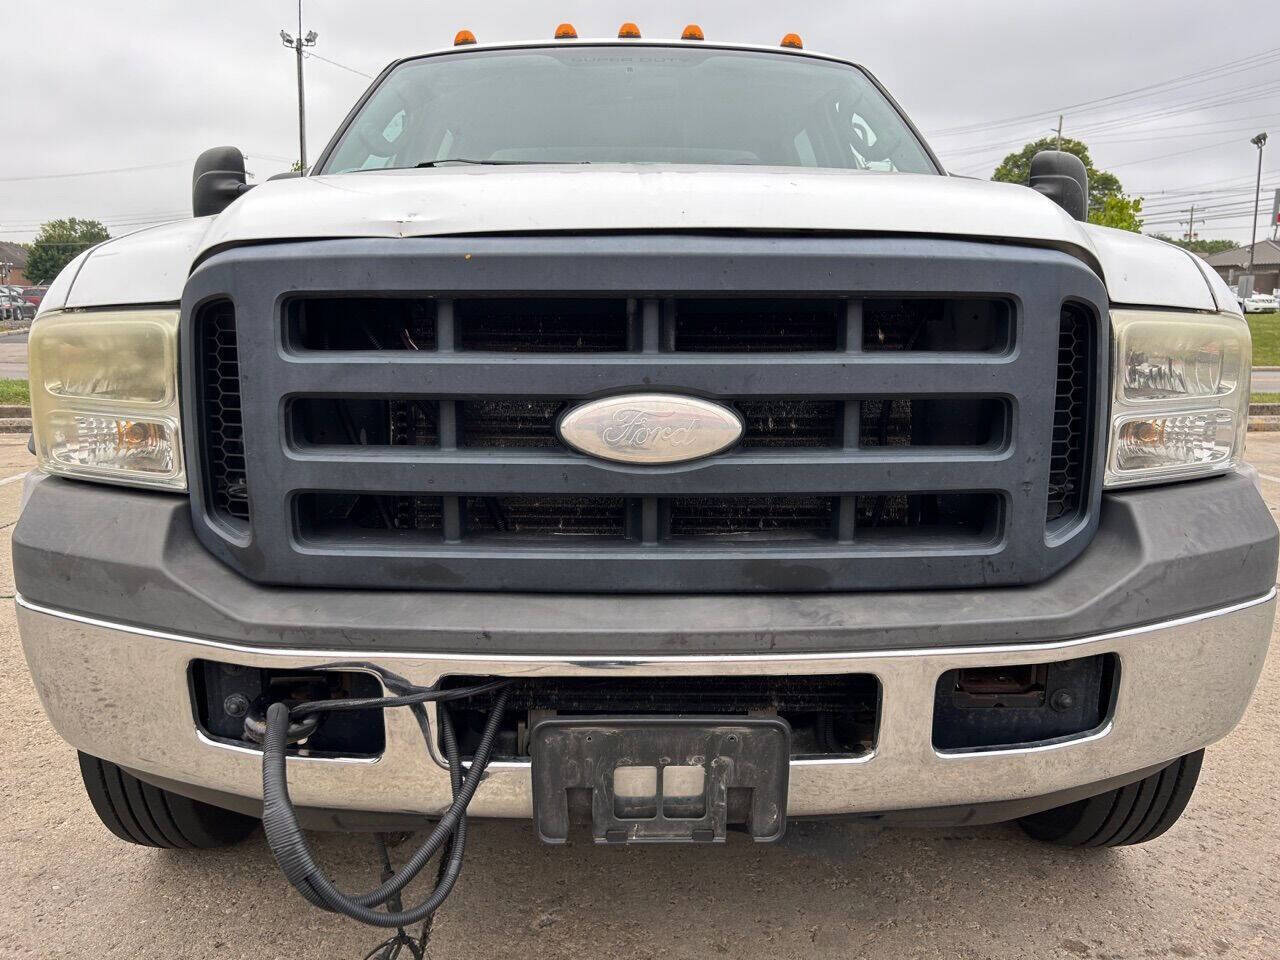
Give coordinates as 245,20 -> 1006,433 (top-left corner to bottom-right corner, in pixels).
17,31 -> 1275,874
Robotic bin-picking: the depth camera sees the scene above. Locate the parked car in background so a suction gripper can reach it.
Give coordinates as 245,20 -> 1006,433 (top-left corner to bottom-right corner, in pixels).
0,293 -> 33,323
5,286 -> 37,320
1243,292 -> 1279,313
20,286 -> 48,311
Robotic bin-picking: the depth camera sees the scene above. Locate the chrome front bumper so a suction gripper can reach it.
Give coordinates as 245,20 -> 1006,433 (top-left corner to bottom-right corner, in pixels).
17,590 -> 1275,819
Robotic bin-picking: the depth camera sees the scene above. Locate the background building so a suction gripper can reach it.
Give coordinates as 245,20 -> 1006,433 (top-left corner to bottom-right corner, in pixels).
0,242 -> 28,285
1206,239 -> 1280,296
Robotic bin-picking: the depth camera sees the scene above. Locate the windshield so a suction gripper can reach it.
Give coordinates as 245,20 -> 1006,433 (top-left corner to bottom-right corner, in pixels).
320,45 -> 936,175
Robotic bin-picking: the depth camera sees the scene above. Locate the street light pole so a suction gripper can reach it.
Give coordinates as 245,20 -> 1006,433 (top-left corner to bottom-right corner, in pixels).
281,1 -> 318,173
1250,132 -> 1268,275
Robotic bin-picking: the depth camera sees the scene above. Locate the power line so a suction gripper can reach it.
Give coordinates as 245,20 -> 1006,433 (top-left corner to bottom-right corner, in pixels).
941,80 -> 1280,174
929,46 -> 1280,137
305,50 -> 374,79
0,160 -> 188,183
0,153 -> 294,185
1105,137 -> 1245,170
940,114 -> 1280,162
1062,80 -> 1280,140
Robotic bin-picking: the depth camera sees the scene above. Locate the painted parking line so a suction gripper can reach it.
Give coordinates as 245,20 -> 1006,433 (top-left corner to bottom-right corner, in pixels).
0,471 -> 28,486
1259,472 -> 1280,486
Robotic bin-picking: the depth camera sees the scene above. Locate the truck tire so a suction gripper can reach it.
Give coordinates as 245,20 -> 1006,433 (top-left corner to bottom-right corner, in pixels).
78,752 -> 258,848
1019,750 -> 1203,847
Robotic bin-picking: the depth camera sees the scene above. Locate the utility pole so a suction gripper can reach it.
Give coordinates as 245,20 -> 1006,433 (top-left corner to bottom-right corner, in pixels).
1056,115 -> 1064,151
1182,204 -> 1198,242
281,0 -> 318,173
1249,132 -> 1268,275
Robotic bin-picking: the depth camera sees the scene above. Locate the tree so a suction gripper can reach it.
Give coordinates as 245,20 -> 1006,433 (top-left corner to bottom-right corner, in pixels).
1092,194 -> 1144,232
1151,234 -> 1239,257
990,136 -> 1144,233
25,218 -> 111,285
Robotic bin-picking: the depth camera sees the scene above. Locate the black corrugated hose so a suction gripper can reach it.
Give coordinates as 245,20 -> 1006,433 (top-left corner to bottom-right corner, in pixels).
260,663 -> 512,959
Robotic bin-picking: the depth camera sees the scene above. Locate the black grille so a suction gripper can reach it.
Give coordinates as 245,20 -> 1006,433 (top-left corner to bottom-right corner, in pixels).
464,496 -> 628,538
292,398 -> 441,447
198,300 -> 249,524
296,492 -> 998,545
673,298 -> 844,351
456,298 -> 631,352
736,400 -> 841,448
460,399 -> 565,448
299,493 -> 443,536
297,397 -> 1004,451
290,298 -> 437,350
669,495 -> 837,539
1048,305 -> 1093,525
187,237 -> 1106,593
859,398 -> 1005,448
863,298 -> 1010,352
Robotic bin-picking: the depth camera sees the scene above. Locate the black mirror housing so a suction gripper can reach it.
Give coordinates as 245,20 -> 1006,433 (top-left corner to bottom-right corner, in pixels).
193,146 -> 251,218
1029,151 -> 1089,222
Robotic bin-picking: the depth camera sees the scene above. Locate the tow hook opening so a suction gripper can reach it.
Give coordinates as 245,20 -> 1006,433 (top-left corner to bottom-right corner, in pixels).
189,660 -> 386,757
932,653 -> 1118,751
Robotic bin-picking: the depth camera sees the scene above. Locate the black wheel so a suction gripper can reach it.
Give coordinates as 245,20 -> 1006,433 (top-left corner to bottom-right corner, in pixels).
1019,750 -> 1204,847
78,752 -> 258,849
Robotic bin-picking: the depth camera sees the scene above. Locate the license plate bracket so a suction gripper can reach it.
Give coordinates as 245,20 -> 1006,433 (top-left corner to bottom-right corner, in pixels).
530,717 -> 790,844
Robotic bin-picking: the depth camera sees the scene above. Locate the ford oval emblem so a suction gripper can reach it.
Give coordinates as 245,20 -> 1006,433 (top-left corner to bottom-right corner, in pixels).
557,394 -> 744,465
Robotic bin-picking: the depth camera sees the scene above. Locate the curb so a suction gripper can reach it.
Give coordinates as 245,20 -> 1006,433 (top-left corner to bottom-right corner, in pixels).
0,405 -> 30,434
1249,416 -> 1280,433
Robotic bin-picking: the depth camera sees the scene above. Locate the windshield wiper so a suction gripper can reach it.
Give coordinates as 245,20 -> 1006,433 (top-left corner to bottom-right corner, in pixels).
414,158 -> 591,168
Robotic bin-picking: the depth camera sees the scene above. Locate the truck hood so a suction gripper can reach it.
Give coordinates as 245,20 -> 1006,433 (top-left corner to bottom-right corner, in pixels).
52,165 -> 1225,313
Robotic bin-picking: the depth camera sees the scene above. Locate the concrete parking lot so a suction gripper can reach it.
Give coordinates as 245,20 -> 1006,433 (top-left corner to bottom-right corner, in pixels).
1,433 -> 1277,960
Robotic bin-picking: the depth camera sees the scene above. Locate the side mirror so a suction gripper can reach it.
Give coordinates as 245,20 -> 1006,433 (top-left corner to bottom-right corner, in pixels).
1029,150 -> 1089,222
192,146 -> 251,218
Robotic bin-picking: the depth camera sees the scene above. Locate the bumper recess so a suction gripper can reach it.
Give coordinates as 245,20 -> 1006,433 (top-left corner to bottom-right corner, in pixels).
17,589 -> 1273,821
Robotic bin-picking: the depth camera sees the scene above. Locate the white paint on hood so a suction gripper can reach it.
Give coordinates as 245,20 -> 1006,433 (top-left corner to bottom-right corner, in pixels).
51,165 -> 1219,312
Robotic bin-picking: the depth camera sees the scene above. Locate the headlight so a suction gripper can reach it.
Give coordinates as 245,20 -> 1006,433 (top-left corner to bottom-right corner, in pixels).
1105,309 -> 1250,488
29,308 -> 185,490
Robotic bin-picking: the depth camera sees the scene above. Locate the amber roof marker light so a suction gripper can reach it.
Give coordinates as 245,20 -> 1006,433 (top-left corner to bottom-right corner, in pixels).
682,24 -> 705,41
454,29 -> 477,46
617,22 -> 642,39
780,33 -> 804,49
554,23 -> 578,39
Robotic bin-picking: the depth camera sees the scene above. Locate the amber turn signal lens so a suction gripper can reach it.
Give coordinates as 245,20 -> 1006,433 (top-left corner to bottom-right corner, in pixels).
554,23 -> 577,39
618,22 -> 642,39
454,29 -> 477,46
780,33 -> 804,49
681,24 -> 705,41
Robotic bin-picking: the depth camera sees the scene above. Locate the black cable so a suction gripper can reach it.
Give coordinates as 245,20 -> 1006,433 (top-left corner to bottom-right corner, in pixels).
260,670 -> 512,941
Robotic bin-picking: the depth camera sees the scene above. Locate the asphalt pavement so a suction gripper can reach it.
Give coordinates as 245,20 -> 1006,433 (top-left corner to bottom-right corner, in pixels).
1,433 -> 1278,959
0,331 -> 28,381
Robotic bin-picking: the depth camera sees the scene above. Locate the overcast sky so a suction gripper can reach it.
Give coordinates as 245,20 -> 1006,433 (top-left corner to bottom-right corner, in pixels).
3,0 -> 1277,245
